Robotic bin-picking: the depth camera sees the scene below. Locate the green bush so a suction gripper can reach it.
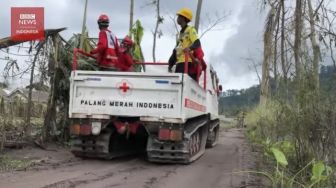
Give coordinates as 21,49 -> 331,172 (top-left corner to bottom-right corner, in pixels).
0,156 -> 32,172
245,97 -> 336,187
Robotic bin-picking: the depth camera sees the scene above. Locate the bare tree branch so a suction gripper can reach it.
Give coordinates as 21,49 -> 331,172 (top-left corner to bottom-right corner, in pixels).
152,0 -> 162,62
313,0 -> 325,18
25,39 -> 46,137
168,15 -> 179,41
199,12 -> 229,39
195,0 -> 203,32
244,57 -> 262,84
0,28 -> 66,49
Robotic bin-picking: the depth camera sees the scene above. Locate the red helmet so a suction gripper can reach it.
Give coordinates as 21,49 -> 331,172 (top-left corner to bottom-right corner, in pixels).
98,14 -> 109,26
122,36 -> 134,47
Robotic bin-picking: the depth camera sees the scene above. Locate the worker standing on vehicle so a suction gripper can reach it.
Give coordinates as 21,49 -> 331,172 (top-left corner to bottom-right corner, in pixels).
90,14 -> 133,71
168,8 -> 205,81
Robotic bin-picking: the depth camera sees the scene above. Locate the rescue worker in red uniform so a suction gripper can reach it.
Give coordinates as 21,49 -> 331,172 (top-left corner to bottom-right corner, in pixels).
90,14 -> 133,71
168,8 -> 206,81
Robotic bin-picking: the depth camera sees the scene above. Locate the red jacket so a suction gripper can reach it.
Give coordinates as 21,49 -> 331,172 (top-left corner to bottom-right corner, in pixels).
189,47 -> 207,76
91,29 -> 133,71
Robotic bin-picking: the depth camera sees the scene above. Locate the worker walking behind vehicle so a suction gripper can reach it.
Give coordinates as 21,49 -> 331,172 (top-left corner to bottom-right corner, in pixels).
90,14 -> 133,71
168,8 -> 206,81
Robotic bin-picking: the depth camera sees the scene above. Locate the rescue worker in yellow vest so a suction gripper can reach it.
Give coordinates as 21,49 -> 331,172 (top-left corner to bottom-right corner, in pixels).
168,8 -> 201,81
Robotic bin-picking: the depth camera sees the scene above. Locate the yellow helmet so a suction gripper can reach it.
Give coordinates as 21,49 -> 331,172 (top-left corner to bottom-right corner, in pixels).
177,8 -> 193,21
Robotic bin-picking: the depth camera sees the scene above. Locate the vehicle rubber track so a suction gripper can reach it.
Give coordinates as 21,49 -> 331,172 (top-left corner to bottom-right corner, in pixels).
71,128 -> 131,159
206,119 -> 220,148
147,116 -> 209,164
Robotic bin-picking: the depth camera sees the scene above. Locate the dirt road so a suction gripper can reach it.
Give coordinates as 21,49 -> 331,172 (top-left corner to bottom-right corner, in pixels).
0,128 -> 259,188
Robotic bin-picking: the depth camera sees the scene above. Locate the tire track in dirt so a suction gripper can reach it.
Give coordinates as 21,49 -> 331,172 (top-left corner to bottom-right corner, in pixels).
42,171 -> 115,188
0,128 -> 260,188
143,167 -> 177,188
42,163 -> 147,188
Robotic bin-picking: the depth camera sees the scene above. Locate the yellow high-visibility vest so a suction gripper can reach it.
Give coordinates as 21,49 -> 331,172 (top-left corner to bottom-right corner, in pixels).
175,25 -> 199,63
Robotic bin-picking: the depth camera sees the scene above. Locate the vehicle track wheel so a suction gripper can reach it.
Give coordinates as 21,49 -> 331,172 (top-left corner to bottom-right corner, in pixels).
189,130 -> 201,156
206,125 -> 219,148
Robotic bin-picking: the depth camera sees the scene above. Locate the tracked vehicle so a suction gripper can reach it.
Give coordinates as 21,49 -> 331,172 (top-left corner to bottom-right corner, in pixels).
69,49 -> 221,163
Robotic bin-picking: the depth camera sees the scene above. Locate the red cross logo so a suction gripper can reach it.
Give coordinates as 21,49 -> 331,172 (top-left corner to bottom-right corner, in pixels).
119,82 -> 130,93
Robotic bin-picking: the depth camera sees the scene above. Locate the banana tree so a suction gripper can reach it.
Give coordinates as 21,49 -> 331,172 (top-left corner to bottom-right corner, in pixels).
129,20 -> 145,72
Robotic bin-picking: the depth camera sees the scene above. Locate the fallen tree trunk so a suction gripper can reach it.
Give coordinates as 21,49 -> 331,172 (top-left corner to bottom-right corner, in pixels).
0,28 -> 66,49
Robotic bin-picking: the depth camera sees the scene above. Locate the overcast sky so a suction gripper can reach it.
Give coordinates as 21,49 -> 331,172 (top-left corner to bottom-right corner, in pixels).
0,0 -> 266,90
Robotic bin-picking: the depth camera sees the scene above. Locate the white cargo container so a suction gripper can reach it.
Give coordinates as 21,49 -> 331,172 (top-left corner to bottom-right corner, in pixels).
69,58 -> 221,163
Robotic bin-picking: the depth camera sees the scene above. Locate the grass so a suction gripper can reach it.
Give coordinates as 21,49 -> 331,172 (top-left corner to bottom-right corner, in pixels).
244,100 -> 335,187
219,117 -> 236,131
0,155 -> 32,172
0,116 -> 44,133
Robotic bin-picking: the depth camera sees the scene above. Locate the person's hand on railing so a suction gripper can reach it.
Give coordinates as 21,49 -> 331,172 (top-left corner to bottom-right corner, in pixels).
90,51 -> 98,58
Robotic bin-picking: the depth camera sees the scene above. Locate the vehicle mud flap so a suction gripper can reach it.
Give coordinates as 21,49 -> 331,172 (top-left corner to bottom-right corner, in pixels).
206,120 -> 220,148
146,116 -> 209,164
71,128 -> 113,159
71,128 -> 138,159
